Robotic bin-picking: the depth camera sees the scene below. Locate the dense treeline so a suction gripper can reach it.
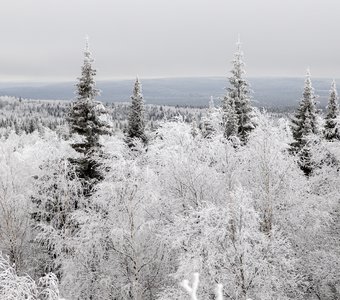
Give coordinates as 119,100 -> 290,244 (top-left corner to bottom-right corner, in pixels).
0,96 -> 202,138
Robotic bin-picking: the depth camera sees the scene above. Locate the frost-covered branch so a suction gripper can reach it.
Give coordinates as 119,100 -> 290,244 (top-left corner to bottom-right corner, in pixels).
0,254 -> 60,300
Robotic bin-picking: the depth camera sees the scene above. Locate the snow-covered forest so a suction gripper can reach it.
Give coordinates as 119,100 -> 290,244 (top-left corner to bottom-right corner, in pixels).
0,39 -> 339,300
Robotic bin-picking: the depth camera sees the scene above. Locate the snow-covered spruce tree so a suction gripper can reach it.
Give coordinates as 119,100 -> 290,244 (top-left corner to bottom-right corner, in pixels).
201,96 -> 218,139
223,39 -> 254,143
324,80 -> 339,141
67,37 -> 111,189
126,77 -> 147,146
290,69 -> 318,175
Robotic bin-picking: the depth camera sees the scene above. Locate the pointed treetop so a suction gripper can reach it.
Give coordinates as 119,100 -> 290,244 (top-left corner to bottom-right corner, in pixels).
85,35 -> 89,51
329,79 -> 338,103
134,76 -> 141,87
304,68 -> 313,89
232,35 -> 244,69
324,79 -> 339,141
84,35 -> 92,62
329,79 -> 338,101
236,34 -> 241,50
331,79 -> 337,90
127,76 -> 146,144
133,76 -> 143,98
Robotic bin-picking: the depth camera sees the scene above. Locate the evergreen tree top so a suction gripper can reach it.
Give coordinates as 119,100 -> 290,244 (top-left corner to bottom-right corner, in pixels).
84,35 -> 91,63
127,77 -> 146,144
324,79 -> 340,141
302,69 -> 315,103
226,38 -> 250,99
75,36 -> 99,101
290,69 -> 319,151
223,38 -> 254,143
331,79 -> 337,91
132,77 -> 143,100
68,37 -> 111,155
329,79 -> 338,104
325,80 -> 339,120
230,37 -> 246,80
297,69 -> 317,120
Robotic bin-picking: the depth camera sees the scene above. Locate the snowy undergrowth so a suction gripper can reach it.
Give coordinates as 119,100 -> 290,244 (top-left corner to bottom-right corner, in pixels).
0,254 -> 60,300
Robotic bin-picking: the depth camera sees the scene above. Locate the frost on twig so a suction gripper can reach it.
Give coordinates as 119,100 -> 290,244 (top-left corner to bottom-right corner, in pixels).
38,272 -> 60,300
0,254 -> 60,300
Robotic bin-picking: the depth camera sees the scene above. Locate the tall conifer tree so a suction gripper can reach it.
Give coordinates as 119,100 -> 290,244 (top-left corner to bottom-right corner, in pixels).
67,37 -> 111,187
324,80 -> 339,141
290,69 -> 318,175
290,69 -> 318,151
126,77 -> 147,145
223,38 -> 254,143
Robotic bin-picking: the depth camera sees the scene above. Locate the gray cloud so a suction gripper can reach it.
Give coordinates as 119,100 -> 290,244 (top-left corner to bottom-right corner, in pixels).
0,0 -> 339,81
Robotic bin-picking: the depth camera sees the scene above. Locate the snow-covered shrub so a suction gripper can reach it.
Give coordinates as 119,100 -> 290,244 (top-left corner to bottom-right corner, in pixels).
0,254 -> 59,300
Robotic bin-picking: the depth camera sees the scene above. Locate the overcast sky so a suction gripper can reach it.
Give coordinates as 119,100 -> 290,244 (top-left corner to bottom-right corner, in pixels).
0,0 -> 339,81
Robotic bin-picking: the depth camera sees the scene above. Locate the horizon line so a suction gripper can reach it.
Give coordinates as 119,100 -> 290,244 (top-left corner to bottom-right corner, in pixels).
0,74 -> 338,84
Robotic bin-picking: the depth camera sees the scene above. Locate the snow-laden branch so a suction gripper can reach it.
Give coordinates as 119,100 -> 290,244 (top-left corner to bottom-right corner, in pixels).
0,254 -> 60,300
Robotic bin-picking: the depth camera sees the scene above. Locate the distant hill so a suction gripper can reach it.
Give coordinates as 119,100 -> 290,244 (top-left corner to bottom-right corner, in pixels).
0,77 -> 334,108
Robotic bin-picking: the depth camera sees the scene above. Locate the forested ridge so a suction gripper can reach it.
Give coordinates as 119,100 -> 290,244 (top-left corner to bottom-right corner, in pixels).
0,40 -> 339,300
